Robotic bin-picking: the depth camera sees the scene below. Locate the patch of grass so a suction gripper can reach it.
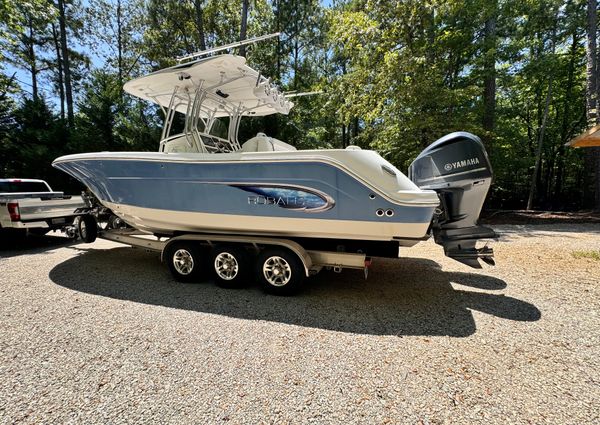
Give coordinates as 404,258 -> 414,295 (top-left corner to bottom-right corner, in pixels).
571,250 -> 600,260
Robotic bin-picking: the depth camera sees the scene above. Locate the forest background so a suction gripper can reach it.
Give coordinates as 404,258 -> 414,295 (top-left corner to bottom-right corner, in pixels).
2,0 -> 600,211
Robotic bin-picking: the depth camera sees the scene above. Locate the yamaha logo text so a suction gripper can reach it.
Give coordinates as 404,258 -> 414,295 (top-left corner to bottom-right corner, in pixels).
444,157 -> 480,172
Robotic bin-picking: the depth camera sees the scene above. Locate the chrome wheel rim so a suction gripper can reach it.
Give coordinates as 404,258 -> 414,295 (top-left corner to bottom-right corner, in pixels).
214,252 -> 239,281
263,256 -> 292,287
173,249 -> 194,275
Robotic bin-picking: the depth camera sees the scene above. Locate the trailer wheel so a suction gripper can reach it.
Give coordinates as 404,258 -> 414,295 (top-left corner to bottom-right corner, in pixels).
256,248 -> 305,295
107,214 -> 128,229
77,215 -> 97,243
165,241 -> 204,283
211,244 -> 250,288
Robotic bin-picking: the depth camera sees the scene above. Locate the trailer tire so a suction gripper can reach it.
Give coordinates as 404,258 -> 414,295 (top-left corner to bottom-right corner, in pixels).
165,241 -> 205,283
78,215 -> 97,243
211,244 -> 251,288
256,247 -> 305,296
107,214 -> 128,229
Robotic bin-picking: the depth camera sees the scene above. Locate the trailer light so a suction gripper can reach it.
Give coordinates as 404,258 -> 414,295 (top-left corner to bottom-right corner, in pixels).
7,202 -> 20,221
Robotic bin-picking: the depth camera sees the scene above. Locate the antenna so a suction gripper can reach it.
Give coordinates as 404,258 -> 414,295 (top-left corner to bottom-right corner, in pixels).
284,90 -> 324,98
176,32 -> 281,63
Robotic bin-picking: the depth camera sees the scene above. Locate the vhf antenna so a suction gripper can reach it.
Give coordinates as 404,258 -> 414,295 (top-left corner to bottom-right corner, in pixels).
176,32 -> 281,63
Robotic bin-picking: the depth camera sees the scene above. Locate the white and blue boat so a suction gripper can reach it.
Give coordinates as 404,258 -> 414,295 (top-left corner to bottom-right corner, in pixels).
53,53 -> 495,267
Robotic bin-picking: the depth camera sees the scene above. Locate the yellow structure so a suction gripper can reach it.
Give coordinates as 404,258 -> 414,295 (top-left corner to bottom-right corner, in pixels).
567,125 -> 600,147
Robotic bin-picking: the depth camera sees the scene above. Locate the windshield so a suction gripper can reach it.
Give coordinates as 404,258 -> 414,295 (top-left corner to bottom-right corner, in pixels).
0,181 -> 50,193
209,117 -> 229,139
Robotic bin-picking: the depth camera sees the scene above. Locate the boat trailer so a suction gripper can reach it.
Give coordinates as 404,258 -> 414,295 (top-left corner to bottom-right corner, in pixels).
94,227 -> 371,295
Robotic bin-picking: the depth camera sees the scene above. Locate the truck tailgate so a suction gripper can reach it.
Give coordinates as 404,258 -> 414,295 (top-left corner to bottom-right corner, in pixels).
13,196 -> 85,221
0,191 -> 67,200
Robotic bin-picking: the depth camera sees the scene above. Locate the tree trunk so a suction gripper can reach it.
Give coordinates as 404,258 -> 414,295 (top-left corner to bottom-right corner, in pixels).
587,0 -> 600,210
275,0 -> 281,81
594,148 -> 600,211
193,0 -> 206,51
117,0 -> 123,91
293,37 -> 299,89
239,0 -> 249,57
482,1 -> 497,139
588,0 -> 598,124
51,23 -> 65,120
527,25 -> 556,210
58,0 -> 74,127
27,18 -> 38,100
527,78 -> 554,210
292,4 -> 299,89
555,30 -> 578,206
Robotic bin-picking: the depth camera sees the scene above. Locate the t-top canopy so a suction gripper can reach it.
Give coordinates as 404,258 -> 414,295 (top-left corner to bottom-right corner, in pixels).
123,55 -> 293,118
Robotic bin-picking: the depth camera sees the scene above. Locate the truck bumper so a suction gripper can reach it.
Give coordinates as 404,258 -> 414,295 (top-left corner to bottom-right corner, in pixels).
4,216 -> 76,230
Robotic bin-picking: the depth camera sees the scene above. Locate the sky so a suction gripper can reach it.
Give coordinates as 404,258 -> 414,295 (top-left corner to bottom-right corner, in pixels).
4,0 -> 335,109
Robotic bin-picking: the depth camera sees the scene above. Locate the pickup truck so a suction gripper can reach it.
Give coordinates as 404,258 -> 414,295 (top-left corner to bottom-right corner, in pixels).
0,178 -> 85,238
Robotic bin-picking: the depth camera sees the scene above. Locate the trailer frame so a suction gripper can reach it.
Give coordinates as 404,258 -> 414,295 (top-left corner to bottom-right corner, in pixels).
98,228 -> 370,286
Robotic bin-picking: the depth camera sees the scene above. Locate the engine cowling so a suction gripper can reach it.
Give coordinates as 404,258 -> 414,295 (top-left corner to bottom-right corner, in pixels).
408,132 -> 496,268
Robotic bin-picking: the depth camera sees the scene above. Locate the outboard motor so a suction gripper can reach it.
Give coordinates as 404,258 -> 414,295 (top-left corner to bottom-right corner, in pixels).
408,132 -> 496,268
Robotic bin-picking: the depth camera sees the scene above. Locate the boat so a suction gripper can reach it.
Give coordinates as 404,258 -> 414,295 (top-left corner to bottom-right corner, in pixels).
52,49 -> 496,272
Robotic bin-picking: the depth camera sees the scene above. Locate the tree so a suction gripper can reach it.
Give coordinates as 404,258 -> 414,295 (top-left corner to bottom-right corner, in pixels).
585,0 -> 600,210
57,0 -> 74,126
0,0 -> 597,212
84,0 -> 144,89
482,0 -> 498,139
239,0 -> 250,56
2,1 -> 55,100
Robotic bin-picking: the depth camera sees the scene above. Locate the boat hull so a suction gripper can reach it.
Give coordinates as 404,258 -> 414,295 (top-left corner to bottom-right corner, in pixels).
53,153 -> 438,242
103,201 -> 429,242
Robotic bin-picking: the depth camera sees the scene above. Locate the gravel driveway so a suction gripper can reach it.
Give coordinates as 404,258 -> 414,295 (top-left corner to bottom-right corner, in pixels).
0,224 -> 598,424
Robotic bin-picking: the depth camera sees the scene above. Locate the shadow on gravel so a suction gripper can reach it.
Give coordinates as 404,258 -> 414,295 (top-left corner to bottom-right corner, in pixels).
0,233 -> 77,258
49,247 -> 541,337
494,223 -> 600,242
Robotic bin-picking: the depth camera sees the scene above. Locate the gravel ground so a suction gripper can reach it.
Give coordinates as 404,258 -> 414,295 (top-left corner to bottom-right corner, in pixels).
0,224 -> 598,424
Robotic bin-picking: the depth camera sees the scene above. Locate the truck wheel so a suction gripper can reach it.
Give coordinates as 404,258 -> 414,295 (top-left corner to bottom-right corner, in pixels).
256,248 -> 305,296
164,241 -> 205,283
77,215 -> 97,243
211,244 -> 250,288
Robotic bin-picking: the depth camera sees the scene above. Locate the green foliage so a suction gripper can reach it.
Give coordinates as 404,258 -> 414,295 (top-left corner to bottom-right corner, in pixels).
326,0 -> 591,208
0,0 -> 596,210
73,69 -> 162,153
571,250 -> 600,260
0,98 -> 68,182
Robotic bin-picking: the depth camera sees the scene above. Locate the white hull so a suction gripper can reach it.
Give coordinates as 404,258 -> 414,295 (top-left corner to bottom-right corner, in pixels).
106,201 -> 428,245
